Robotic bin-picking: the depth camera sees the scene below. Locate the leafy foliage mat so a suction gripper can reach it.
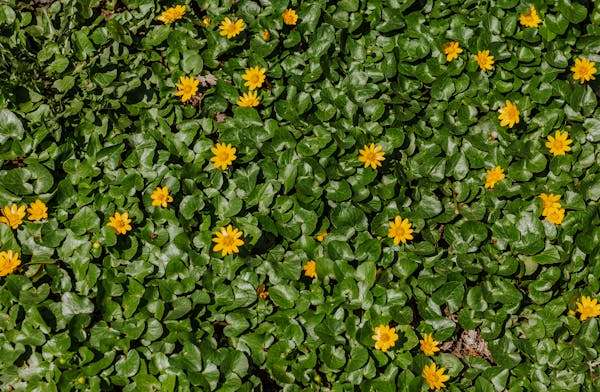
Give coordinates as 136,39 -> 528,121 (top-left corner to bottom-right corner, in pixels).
1,0 -> 600,391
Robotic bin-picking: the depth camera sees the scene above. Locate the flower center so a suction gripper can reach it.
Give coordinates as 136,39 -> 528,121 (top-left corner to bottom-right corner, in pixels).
221,234 -> 235,247
379,332 -> 391,343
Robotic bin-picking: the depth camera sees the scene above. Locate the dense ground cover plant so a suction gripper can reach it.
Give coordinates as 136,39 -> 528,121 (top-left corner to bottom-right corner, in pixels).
1,0 -> 600,390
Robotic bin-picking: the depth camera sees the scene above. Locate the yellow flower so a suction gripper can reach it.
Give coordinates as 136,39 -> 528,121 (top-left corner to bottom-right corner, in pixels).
219,17 -> 245,39
175,76 -> 199,103
303,260 -> 317,278
237,91 -> 260,108
475,50 -> 494,72
545,130 -> 572,156
443,42 -> 462,62
27,199 -> 48,221
372,324 -> 398,352
576,295 -> 600,321
571,58 -> 596,84
420,334 -> 441,356
156,5 -> 186,24
544,206 -> 565,225
315,231 -> 328,242
282,9 -> 298,25
485,166 -> 505,189
262,30 -> 271,41
358,143 -> 385,169
0,204 -> 26,229
0,250 -> 21,277
498,100 -> 520,128
151,186 -> 173,208
422,363 -> 450,390
388,216 -> 414,245
201,16 -> 211,28
519,6 -> 541,28
108,212 -> 132,235
211,143 -> 237,170
539,193 -> 561,216
212,225 -> 244,256
242,66 -> 267,90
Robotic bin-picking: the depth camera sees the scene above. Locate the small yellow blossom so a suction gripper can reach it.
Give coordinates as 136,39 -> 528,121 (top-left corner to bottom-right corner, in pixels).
372,324 -> 398,352
545,206 -> 565,225
420,334 -> 441,356
27,199 -> 48,221
443,42 -> 462,62
475,50 -> 494,71
0,250 -> 20,277
201,16 -> 211,28
262,30 -> 271,41
282,9 -> 298,26
422,363 -> 450,390
151,186 -> 173,208
212,225 -> 244,256
0,204 -> 26,229
519,6 -> 541,28
571,58 -> 597,84
175,76 -> 199,103
316,231 -> 328,242
303,260 -> 317,278
219,17 -> 245,39
210,143 -> 237,170
388,216 -> 414,245
539,193 -> 561,216
485,166 -> 505,189
242,66 -> 267,90
156,5 -> 186,24
576,295 -> 600,321
358,143 -> 385,169
545,130 -> 572,156
237,91 -> 260,108
108,212 -> 132,235
498,100 -> 520,128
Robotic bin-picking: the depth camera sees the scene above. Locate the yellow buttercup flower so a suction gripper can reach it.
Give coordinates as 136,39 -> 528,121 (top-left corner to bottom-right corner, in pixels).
262,30 -> 271,41
420,334 -> 441,356
498,100 -> 520,128
422,363 -> 450,390
237,91 -> 260,108
282,9 -> 298,25
544,206 -> 565,225
571,58 -> 596,84
212,225 -> 244,256
372,324 -> 398,352
303,260 -> 317,278
358,143 -> 385,169
388,216 -> 414,245
175,76 -> 199,103
539,193 -> 561,216
219,17 -> 245,39
211,143 -> 237,170
28,199 -> 48,221
475,50 -> 494,72
0,204 -> 26,229
242,66 -> 267,90
576,296 -> 600,321
315,231 -> 328,242
201,16 -> 211,28
108,212 -> 132,235
156,5 -> 186,24
0,250 -> 21,277
485,166 -> 505,189
545,130 -> 572,156
519,6 -> 541,28
443,41 -> 462,62
151,186 -> 173,208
